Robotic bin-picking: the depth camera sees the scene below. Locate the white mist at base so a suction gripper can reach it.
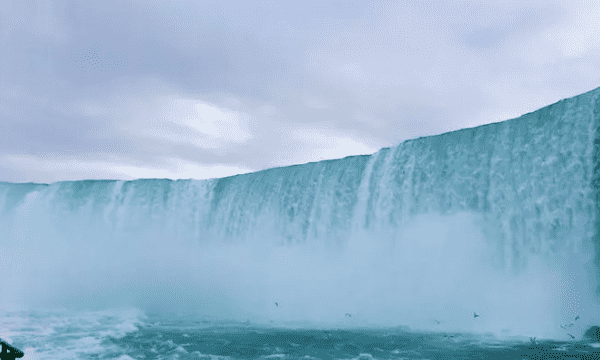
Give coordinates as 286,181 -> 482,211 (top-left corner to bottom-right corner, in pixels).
248,212 -> 600,341
2,194 -> 598,342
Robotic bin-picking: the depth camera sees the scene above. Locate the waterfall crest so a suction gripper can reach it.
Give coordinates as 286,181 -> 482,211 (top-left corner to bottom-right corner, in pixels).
2,87 -> 600,339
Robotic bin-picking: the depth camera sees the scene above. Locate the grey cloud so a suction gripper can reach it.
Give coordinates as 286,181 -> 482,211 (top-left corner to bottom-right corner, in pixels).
1,0 -> 600,183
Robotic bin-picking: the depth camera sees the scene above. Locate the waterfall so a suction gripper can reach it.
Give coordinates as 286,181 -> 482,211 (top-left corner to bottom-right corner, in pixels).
1,87 -> 600,339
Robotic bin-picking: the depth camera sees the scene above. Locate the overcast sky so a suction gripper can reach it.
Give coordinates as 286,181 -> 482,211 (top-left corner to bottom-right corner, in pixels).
1,0 -> 599,183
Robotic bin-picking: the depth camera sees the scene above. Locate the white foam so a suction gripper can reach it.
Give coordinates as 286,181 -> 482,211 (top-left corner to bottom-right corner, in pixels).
0,308 -> 146,359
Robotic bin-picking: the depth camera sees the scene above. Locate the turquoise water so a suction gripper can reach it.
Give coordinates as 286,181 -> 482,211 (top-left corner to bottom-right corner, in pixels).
2,309 -> 600,359
115,320 -> 600,360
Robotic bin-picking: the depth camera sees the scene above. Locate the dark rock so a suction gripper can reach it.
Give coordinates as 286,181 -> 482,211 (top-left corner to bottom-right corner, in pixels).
583,326 -> 600,342
0,338 -> 24,359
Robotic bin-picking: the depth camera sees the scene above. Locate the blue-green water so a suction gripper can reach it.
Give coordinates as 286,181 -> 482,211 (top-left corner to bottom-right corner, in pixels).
2,309 -> 600,359
116,321 -> 600,360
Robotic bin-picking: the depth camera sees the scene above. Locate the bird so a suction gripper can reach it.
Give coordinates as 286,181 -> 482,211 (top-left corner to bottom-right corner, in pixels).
560,324 -> 568,330
275,302 -> 278,307
575,315 -> 580,321
567,333 -> 575,339
345,313 -> 352,318
473,312 -> 480,318
434,319 -> 441,325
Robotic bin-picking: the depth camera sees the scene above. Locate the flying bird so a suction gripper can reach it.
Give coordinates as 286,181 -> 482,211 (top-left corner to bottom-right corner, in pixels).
434,320 -> 441,325
345,313 -> 352,318
567,333 -> 575,339
473,312 -> 480,318
560,316 -> 579,329
275,302 -> 278,307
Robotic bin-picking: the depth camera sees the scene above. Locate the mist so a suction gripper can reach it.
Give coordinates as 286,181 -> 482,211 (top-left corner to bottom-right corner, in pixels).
2,187 -> 597,341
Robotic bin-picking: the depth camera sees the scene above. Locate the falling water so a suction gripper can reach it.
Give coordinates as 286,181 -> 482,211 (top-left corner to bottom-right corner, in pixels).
1,87 -> 600,344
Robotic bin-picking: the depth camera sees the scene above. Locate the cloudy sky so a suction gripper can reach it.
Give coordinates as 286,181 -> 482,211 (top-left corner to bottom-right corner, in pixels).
1,0 -> 599,183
